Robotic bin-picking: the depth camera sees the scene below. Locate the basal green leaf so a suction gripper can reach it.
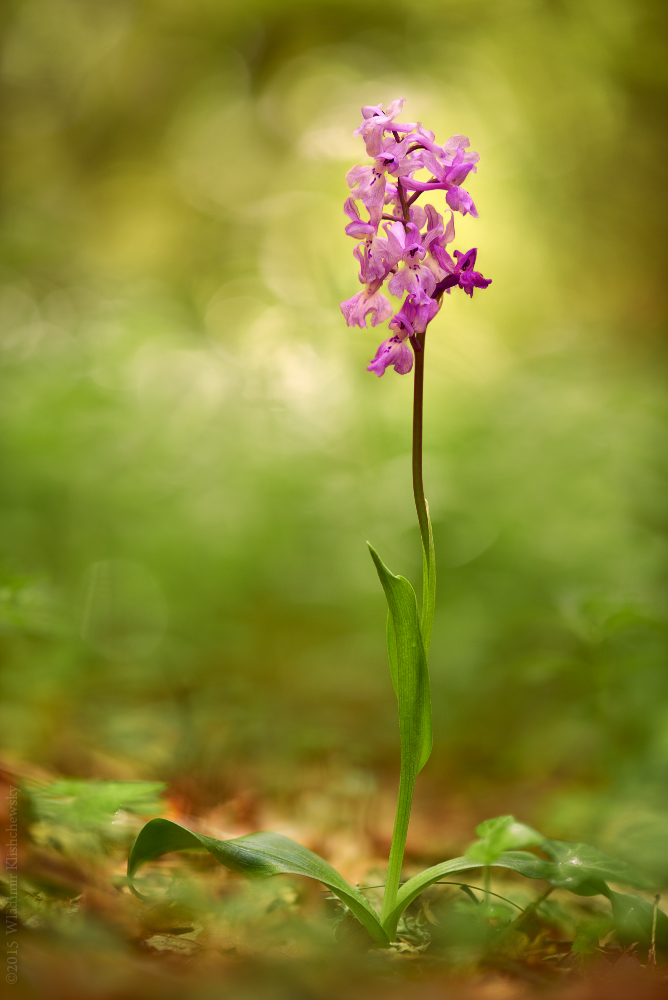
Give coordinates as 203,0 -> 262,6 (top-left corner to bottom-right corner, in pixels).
462,825 -> 652,896
384,851 -> 553,934
368,544 -> 431,775
541,839 -> 651,892
608,889 -> 668,949
128,818 -> 389,945
465,814 -> 544,865
28,779 -> 166,830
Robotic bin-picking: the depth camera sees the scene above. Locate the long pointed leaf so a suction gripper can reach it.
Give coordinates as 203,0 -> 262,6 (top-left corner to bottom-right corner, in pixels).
368,544 -> 432,775
384,851 -> 553,932
541,839 -> 651,892
386,836 -> 655,934
128,818 -> 389,945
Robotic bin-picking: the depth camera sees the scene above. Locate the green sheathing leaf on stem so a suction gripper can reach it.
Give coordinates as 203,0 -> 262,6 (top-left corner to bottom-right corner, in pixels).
368,542 -> 432,935
368,544 -> 432,778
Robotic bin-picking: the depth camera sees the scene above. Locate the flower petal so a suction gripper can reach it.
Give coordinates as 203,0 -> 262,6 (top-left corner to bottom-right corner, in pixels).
446,186 -> 478,217
366,335 -> 414,377
340,288 -> 393,328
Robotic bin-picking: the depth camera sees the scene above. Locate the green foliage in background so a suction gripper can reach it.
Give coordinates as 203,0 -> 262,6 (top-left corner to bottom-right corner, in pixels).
0,0 -> 667,878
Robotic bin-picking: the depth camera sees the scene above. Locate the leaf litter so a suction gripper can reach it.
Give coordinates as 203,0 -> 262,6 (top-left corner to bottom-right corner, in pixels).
2,759 -> 668,1000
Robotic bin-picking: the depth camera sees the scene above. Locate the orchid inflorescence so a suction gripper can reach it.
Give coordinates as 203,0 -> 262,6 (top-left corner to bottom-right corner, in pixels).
340,98 -> 491,377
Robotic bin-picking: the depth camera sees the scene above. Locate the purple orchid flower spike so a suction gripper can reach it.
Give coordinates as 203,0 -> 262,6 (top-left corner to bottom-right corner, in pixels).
340,98 -> 491,372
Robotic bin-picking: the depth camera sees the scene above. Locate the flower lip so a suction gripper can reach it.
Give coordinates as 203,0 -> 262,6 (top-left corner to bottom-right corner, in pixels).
366,334 -> 414,377
340,284 -> 393,328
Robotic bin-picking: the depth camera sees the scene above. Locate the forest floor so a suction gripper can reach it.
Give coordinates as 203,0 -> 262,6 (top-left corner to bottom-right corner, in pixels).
2,757 -> 666,1000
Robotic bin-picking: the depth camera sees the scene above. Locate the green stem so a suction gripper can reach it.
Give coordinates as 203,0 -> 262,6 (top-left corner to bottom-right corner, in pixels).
433,883 -> 523,911
483,865 -> 491,911
380,329 -> 433,940
380,766 -> 415,936
412,331 -> 429,555
507,885 -> 553,930
414,329 -> 436,657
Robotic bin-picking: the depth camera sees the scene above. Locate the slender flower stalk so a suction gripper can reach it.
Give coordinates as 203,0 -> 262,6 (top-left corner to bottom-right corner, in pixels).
412,330 -> 429,555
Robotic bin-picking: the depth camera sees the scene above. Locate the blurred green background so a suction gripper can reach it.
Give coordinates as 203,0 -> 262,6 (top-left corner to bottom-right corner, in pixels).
1,0 -> 667,868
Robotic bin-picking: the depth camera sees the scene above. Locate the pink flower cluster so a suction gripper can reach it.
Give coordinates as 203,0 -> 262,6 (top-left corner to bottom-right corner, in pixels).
340,99 -> 491,377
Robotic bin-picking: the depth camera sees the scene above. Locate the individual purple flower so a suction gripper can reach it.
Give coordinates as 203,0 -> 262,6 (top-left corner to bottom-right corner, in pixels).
414,130 -> 480,174
454,250 -> 492,296
366,335 -> 414,377
344,198 -> 377,239
389,295 -> 440,338
353,234 -> 390,283
368,294 -> 440,377
399,134 -> 479,217
385,221 -> 437,299
353,99 -> 416,157
431,247 -> 491,297
420,143 -> 479,186
340,281 -> 393,328
346,163 -> 387,222
422,204 -> 455,251
384,221 -> 424,264
374,136 -> 424,179
445,185 -> 478,218
347,137 -> 424,221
